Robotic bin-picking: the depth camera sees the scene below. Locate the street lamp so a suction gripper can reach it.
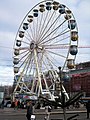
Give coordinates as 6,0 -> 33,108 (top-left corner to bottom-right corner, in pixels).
58,66 -> 66,120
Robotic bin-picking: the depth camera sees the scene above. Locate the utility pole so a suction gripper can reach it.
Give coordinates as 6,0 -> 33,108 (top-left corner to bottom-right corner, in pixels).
58,66 -> 66,120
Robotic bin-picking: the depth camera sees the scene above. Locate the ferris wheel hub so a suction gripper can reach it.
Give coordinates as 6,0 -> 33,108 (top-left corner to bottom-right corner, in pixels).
30,41 -> 36,51
30,41 -> 44,52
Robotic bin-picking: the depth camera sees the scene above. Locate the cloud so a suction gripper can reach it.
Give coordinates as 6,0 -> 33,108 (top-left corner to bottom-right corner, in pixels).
0,31 -> 14,59
0,0 -> 90,85
0,66 -> 14,85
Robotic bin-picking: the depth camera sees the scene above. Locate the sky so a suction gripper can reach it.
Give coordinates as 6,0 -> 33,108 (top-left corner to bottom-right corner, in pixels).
0,0 -> 90,86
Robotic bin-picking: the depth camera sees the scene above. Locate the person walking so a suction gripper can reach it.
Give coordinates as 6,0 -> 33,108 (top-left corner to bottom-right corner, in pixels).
17,99 -> 20,109
86,100 -> 90,119
44,105 -> 51,120
26,101 -> 33,120
1,99 -> 4,109
14,99 -> 18,110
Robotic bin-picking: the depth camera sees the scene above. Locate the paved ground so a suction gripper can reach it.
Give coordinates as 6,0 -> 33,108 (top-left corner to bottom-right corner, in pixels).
0,107 -> 89,120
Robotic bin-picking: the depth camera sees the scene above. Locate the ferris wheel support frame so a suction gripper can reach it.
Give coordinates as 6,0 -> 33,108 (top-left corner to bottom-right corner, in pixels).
13,0 -> 78,104
34,49 -> 42,96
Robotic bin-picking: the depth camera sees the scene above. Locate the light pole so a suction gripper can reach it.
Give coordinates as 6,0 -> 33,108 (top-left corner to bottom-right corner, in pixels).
58,66 -> 66,120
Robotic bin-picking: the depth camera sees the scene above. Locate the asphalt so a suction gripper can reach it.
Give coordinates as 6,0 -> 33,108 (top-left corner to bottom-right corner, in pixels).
0,107 -> 88,120
0,107 -> 87,115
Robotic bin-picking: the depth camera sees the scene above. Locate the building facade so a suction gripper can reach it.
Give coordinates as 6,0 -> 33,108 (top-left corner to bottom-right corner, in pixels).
65,61 -> 90,97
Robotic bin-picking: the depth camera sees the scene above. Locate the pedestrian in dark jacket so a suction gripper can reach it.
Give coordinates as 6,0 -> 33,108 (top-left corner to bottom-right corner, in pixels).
86,100 -> 90,119
26,101 -> 33,120
1,99 -> 4,109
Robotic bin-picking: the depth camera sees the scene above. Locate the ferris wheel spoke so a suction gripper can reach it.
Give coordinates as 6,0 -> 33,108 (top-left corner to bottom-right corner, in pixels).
33,19 -> 37,41
26,56 -> 35,76
19,50 -> 30,62
21,39 -> 30,45
17,46 -> 30,51
44,15 -> 62,45
46,49 -> 66,58
44,36 -> 70,46
28,24 -> 34,40
42,55 -> 59,87
44,43 -> 69,49
35,16 -> 39,42
42,52 -> 56,71
34,18 -> 38,41
44,52 -> 58,68
19,56 -> 33,80
27,57 -> 34,74
38,10 -> 56,43
37,10 -> 49,42
35,52 -> 46,71
13,49 -> 29,58
32,18 -> 36,40
13,50 -> 29,67
18,49 -> 29,56
45,50 -> 64,66
49,35 -> 70,45
37,53 -> 44,72
24,34 -> 34,43
42,59 -> 52,74
33,17 -> 39,41
28,58 -> 35,77
24,54 -> 33,75
36,13 -> 43,42
46,27 -> 69,45
39,20 -> 67,45
38,13 -> 61,44
25,30 -> 34,41
41,29 -> 70,45
19,52 -> 31,68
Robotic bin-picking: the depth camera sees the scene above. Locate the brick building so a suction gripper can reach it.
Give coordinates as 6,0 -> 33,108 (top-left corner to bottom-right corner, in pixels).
64,61 -> 90,97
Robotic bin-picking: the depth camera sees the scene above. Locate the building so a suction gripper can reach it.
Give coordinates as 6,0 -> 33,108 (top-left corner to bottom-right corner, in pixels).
0,86 -> 4,104
65,61 -> 90,97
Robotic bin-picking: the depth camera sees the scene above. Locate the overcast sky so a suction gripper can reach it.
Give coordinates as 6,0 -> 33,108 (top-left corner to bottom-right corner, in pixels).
0,0 -> 90,86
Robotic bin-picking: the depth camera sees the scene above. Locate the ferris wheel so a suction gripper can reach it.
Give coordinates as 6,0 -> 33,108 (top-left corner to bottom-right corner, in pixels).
13,0 -> 78,100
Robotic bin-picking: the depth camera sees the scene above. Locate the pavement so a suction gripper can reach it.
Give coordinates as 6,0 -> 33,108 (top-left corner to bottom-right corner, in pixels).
0,107 -> 88,120
0,107 -> 87,114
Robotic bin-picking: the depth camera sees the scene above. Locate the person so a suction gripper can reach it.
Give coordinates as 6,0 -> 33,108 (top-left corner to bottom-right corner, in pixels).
86,100 -> 90,119
14,99 -> 18,110
17,99 -> 20,109
48,106 -> 51,112
75,101 -> 80,108
44,105 -> 51,120
1,99 -> 4,109
26,101 -> 33,120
